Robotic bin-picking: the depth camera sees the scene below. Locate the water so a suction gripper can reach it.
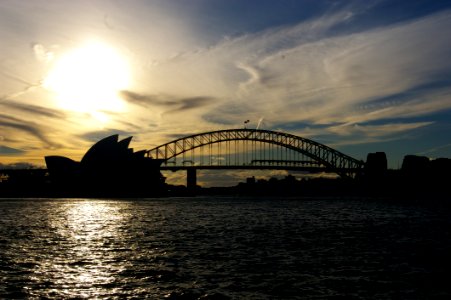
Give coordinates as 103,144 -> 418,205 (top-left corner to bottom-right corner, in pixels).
1,197 -> 451,299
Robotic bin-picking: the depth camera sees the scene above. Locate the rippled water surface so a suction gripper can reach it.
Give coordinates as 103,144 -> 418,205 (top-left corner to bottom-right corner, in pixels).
1,197 -> 451,299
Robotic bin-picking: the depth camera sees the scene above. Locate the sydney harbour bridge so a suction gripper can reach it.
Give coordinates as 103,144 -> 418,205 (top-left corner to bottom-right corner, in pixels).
146,129 -> 365,188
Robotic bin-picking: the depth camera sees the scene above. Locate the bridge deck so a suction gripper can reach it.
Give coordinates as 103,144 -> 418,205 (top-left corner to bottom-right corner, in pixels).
160,165 -> 362,172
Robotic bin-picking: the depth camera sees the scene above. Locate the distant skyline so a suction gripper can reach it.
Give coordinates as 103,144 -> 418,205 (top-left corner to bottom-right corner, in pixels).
1,0 -> 451,185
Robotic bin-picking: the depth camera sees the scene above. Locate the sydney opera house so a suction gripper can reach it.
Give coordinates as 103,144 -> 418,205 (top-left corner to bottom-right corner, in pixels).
45,135 -> 166,197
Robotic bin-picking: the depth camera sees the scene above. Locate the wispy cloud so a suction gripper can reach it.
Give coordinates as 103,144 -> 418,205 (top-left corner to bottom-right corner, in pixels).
0,99 -> 65,119
328,122 -> 434,137
120,90 -> 213,113
79,129 -> 135,143
0,145 -> 25,155
1,1 -> 450,169
139,8 -> 451,147
418,143 -> 451,156
0,114 -> 58,148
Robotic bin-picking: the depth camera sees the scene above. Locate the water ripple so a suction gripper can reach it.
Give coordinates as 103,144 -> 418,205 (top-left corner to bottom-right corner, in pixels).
1,197 -> 451,299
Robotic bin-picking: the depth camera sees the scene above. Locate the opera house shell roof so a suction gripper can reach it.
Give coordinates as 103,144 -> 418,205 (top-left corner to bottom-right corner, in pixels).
45,135 -> 165,196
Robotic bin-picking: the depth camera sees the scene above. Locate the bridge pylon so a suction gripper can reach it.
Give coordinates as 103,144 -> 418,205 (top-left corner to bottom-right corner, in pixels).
187,168 -> 197,192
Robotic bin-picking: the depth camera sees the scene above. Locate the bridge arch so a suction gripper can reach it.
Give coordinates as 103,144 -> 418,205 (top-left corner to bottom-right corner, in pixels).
147,129 -> 364,178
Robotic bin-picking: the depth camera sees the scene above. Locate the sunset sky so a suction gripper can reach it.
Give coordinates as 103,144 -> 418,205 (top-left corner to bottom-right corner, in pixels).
1,0 -> 451,182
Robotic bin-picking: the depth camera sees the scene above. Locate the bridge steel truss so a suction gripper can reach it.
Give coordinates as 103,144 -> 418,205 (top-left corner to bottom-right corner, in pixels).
146,129 -> 364,178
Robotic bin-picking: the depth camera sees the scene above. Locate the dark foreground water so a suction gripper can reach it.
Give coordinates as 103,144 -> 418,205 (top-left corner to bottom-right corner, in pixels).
1,197 -> 451,299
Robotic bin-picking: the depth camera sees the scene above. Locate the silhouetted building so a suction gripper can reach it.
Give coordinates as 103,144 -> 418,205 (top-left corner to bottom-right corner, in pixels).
430,158 -> 451,177
398,155 -> 451,198
45,135 -> 166,197
246,176 -> 256,185
365,152 -> 387,175
401,155 -> 430,175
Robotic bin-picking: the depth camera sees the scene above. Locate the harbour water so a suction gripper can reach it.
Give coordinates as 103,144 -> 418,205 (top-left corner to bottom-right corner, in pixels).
1,197 -> 451,299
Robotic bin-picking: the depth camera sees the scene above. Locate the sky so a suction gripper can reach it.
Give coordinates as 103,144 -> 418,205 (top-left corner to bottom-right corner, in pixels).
1,0 -> 451,184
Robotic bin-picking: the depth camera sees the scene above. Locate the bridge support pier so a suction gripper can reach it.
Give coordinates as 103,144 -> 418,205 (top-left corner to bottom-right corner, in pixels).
187,168 -> 197,193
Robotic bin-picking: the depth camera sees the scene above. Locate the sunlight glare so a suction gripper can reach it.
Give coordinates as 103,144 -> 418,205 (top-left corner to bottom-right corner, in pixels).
44,41 -> 131,116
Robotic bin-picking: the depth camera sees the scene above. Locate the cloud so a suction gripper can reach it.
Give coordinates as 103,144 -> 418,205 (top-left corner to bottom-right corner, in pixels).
0,99 -> 65,119
1,1 -> 451,169
137,8 -> 451,147
328,122 -> 434,137
120,90 -> 213,113
0,145 -> 25,155
238,11 -> 451,123
272,120 -> 435,148
418,143 -> 451,157
80,129 -> 135,143
32,43 -> 55,62
0,114 -> 57,148
163,133 -> 201,141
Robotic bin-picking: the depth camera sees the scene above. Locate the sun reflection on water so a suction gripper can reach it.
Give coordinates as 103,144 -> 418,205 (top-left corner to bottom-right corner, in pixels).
2,198 -> 450,298
38,200 -> 132,298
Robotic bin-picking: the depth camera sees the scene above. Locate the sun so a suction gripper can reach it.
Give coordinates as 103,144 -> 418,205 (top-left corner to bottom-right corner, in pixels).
44,41 -> 131,115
